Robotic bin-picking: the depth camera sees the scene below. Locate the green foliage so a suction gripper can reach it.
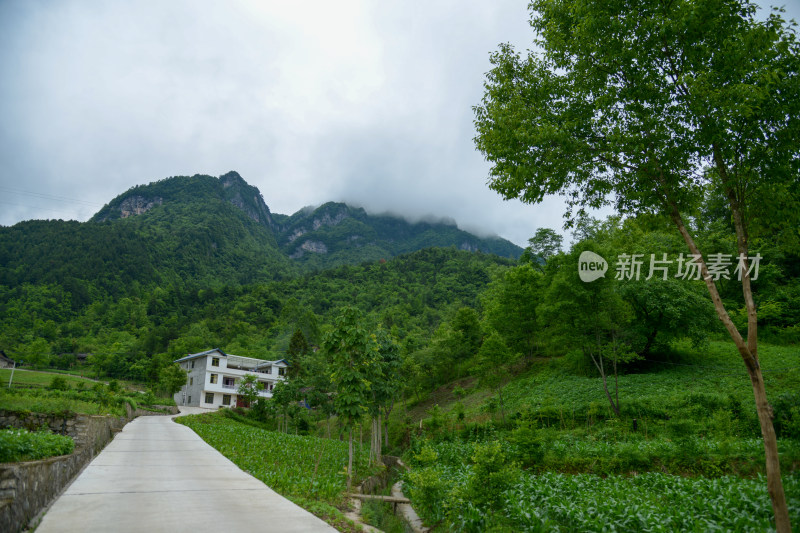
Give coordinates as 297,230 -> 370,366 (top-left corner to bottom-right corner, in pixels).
474,0 -> 800,225
404,438 -> 800,531
360,498 -> 412,533
324,307 -> 378,426
0,369 -> 97,389
0,387 -> 127,416
482,264 -> 543,357
0,428 -> 75,462
48,376 -> 69,391
236,374 -> 263,407
158,363 -> 187,396
521,227 -> 563,265
503,471 -> 800,532
279,202 -> 522,269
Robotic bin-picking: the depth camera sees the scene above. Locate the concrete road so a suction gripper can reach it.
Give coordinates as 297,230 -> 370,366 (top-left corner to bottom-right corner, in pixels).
36,408 -> 339,533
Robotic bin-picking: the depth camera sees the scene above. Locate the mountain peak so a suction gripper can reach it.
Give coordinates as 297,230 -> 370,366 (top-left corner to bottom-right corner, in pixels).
91,172 -> 274,229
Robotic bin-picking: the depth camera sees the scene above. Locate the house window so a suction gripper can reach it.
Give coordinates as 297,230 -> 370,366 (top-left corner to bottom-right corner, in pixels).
263,366 -> 272,374
191,360 -> 195,369
205,392 -> 214,404
222,394 -> 231,406
188,396 -> 192,403
189,377 -> 193,385
212,357 -> 220,367
210,373 -> 218,384
278,367 -> 286,376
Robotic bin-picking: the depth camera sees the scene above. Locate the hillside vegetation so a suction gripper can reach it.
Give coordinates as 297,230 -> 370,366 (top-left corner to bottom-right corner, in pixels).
0,170 -> 798,531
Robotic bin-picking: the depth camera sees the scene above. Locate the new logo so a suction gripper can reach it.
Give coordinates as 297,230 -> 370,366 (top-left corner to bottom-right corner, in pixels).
578,251 -> 608,282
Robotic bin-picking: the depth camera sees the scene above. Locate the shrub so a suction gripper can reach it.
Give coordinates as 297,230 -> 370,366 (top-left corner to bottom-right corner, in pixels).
773,391 -> 800,439
510,424 -> 545,467
48,376 -> 69,391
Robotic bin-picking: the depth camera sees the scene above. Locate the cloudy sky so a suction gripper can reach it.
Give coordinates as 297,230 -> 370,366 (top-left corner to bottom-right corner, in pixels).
1,1 -> 797,247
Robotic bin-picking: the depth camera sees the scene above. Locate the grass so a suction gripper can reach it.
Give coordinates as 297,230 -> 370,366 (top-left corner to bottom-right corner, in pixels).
499,341 -> 800,418
0,428 -> 75,462
0,368 -> 99,389
0,387 -> 130,417
361,499 -> 413,533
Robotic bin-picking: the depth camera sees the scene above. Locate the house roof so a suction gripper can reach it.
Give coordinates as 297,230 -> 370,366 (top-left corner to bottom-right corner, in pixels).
0,351 -> 15,364
174,349 -> 288,367
174,348 -> 226,363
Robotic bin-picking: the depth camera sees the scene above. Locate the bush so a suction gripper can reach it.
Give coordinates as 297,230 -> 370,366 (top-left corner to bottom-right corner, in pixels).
773,391 -> 800,439
510,424 -> 545,467
452,385 -> 467,398
48,376 -> 69,391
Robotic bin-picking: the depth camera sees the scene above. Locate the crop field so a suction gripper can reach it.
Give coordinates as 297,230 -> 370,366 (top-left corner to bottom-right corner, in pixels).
0,369 -> 99,389
403,440 -> 800,532
499,342 -> 800,419
0,428 -> 75,462
177,411 -> 376,504
0,387 -> 128,416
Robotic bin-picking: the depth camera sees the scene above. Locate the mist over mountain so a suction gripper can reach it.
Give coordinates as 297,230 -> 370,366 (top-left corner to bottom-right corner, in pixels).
0,172 -> 522,297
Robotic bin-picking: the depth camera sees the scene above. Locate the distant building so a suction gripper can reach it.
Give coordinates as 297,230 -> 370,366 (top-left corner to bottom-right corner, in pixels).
0,351 -> 15,369
173,349 -> 287,408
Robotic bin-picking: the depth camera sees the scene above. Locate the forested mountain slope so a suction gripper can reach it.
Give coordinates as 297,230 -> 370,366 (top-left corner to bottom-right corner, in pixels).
275,201 -> 522,269
0,172 -> 521,299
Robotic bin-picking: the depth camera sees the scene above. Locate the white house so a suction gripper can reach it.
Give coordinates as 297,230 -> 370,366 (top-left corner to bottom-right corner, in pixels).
173,348 -> 288,408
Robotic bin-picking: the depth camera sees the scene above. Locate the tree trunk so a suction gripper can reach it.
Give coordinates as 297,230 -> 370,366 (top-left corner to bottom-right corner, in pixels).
499,389 -> 506,423
670,204 -> 791,532
383,403 -> 393,448
348,427 -> 353,491
588,347 -> 620,417
377,414 -> 383,464
368,417 -> 378,465
375,412 -> 383,464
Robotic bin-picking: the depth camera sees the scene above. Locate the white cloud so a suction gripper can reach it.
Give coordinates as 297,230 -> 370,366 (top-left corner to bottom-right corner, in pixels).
0,0 -> 618,246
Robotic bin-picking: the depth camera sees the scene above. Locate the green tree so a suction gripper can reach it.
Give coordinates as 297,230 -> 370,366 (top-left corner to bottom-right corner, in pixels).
237,374 -> 264,408
538,245 -> 637,416
475,331 -> 515,422
482,264 -> 543,357
619,277 -> 717,356
159,363 -> 187,397
474,1 -> 800,526
286,329 -> 309,379
521,228 -> 563,265
271,379 -> 301,433
369,327 -> 401,464
23,337 -> 51,369
323,306 -> 378,489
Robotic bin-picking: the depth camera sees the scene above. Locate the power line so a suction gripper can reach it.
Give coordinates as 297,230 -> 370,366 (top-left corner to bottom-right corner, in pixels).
0,200 -> 88,219
0,186 -> 105,208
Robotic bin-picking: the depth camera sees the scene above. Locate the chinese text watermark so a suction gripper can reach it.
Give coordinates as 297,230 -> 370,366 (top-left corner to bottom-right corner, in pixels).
579,252 -> 762,282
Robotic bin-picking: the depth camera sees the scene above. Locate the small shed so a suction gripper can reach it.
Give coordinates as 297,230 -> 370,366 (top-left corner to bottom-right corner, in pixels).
0,351 -> 16,369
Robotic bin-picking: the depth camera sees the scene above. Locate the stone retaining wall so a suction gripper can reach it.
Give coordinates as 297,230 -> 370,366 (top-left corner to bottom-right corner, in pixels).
0,410 -> 131,533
